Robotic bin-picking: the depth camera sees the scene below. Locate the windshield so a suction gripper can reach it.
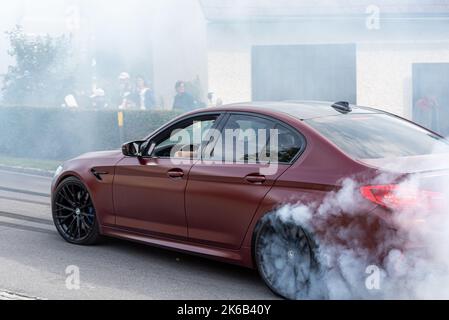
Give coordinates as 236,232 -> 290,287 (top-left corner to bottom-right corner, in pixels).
305,113 -> 449,159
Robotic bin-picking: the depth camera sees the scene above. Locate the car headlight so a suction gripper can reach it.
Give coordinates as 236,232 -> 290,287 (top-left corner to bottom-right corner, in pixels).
54,165 -> 64,178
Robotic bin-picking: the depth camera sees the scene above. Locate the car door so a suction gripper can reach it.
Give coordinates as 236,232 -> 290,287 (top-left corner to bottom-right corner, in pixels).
113,113 -> 222,239
185,113 -> 305,249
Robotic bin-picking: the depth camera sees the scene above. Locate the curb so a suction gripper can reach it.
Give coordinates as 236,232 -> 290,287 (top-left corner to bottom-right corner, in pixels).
0,164 -> 54,178
0,289 -> 42,300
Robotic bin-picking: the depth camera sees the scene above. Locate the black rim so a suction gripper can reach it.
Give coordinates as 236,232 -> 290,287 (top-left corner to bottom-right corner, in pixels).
256,221 -> 314,299
53,181 -> 96,242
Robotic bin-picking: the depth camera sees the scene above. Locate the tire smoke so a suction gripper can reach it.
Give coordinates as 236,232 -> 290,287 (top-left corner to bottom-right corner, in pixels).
261,170 -> 449,299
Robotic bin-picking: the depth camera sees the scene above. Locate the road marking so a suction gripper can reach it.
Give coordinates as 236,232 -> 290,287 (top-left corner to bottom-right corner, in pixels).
0,195 -> 50,206
0,186 -> 50,198
0,211 -> 53,225
0,290 -> 41,300
0,221 -> 55,235
0,169 -> 53,180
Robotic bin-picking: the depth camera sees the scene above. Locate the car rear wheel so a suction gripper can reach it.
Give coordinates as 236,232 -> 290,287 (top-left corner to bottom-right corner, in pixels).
52,177 -> 101,245
254,215 -> 319,300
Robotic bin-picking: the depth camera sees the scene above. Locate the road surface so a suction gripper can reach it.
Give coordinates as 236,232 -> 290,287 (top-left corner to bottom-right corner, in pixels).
0,170 -> 274,300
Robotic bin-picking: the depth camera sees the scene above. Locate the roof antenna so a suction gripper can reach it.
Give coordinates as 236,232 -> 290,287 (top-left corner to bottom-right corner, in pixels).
332,101 -> 352,113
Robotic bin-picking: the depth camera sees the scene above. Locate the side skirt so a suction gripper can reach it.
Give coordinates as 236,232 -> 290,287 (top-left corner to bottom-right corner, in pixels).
101,225 -> 254,268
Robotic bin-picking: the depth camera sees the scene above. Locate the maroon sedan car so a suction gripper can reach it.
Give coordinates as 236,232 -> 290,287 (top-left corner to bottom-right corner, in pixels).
51,101 -> 449,299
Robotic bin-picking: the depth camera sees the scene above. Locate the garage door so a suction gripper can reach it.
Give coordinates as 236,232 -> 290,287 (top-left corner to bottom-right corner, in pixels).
252,44 -> 357,104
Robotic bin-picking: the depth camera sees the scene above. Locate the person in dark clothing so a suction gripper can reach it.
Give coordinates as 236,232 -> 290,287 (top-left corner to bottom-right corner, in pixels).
173,81 -> 198,112
136,76 -> 156,110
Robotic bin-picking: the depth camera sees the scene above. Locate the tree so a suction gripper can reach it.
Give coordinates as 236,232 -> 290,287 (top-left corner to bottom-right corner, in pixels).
1,25 -> 76,107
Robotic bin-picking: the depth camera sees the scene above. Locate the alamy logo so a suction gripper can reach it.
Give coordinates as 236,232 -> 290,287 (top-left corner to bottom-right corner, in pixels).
65,265 -> 80,290
366,5 -> 381,30
169,127 -> 280,175
365,265 -> 381,290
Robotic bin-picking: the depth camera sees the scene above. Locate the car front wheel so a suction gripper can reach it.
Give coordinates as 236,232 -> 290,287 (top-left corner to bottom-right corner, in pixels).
52,177 -> 101,245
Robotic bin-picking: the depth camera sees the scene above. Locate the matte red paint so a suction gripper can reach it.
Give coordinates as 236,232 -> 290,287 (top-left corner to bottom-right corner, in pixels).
51,102 -> 440,268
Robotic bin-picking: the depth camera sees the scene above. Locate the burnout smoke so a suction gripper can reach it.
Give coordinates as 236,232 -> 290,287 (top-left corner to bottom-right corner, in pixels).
262,158 -> 449,299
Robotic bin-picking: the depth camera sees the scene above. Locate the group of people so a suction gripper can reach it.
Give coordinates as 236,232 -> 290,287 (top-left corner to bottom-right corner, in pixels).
117,72 -> 156,110
64,72 -> 205,112
113,72 -> 205,111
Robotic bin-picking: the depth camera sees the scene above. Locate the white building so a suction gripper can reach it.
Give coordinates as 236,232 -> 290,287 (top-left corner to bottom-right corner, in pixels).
201,1 -> 449,130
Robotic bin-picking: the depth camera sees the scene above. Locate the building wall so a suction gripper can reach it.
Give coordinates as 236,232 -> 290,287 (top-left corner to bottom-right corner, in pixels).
208,50 -> 251,104
357,42 -> 449,118
206,18 -> 449,118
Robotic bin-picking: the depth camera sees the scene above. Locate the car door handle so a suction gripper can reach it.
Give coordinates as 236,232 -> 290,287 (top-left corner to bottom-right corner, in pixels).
167,170 -> 184,179
245,175 -> 266,184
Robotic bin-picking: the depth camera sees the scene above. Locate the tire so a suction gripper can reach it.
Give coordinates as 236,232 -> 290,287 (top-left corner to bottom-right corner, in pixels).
254,214 -> 321,300
52,177 -> 101,245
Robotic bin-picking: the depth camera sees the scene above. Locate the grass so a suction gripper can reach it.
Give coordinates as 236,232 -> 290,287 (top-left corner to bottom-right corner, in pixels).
0,155 -> 61,172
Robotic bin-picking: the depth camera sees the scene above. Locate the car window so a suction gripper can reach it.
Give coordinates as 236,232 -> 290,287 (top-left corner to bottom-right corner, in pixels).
206,114 -> 275,163
273,125 -> 305,163
305,113 -> 449,159
152,115 -> 218,159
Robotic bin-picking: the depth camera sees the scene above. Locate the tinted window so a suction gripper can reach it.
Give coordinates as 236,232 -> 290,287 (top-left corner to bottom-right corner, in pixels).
306,114 -> 449,159
206,114 -> 275,163
206,114 -> 304,164
152,115 -> 218,159
274,125 -> 304,163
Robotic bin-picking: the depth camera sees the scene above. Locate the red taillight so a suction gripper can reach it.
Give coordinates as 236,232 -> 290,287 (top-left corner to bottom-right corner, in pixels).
360,184 -> 443,211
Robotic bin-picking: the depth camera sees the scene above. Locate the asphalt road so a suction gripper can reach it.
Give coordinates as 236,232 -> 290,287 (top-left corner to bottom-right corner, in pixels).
0,169 -> 274,300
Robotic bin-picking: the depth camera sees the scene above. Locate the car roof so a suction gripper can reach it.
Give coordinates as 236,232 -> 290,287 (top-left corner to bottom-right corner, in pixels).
207,101 -> 383,120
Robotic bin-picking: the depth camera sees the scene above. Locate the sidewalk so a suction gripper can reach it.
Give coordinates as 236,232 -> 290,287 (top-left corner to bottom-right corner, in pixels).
0,156 -> 59,177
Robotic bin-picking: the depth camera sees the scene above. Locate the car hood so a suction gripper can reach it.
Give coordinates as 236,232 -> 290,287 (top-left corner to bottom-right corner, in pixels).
73,150 -> 123,161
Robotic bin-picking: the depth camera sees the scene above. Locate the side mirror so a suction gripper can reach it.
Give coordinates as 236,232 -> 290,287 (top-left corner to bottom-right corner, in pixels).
122,141 -> 145,157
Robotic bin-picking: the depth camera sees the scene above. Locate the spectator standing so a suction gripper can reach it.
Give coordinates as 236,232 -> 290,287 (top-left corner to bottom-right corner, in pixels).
90,88 -> 107,109
415,95 -> 440,133
118,72 -> 136,109
136,76 -> 156,110
173,80 -> 198,112
207,92 -> 223,108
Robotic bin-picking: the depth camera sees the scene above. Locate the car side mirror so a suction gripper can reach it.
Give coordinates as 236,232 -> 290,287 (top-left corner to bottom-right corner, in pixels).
122,141 -> 145,157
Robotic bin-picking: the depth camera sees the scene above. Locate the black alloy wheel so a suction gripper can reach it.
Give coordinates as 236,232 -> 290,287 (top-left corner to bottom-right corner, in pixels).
52,177 -> 101,245
254,215 -> 321,300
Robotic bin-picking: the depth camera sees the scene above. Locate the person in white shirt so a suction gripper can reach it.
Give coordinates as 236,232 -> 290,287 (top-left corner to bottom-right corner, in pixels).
136,76 -> 156,110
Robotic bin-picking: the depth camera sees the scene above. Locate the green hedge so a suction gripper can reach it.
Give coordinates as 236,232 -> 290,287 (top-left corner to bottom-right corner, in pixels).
0,107 -> 182,161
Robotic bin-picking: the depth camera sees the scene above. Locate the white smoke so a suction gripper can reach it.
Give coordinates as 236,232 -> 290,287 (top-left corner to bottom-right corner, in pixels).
262,163 -> 449,299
